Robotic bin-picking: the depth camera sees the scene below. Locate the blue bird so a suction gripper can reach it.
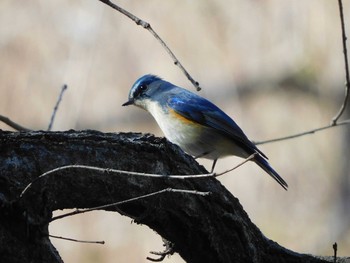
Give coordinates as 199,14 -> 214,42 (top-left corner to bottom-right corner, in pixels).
123,75 -> 288,190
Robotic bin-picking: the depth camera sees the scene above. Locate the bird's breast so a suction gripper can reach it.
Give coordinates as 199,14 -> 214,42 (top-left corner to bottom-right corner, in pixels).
156,107 -> 203,145
146,101 -> 241,159
146,101 -> 202,147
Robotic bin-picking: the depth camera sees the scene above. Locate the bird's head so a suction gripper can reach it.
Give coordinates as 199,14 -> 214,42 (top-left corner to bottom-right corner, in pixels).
122,74 -> 166,110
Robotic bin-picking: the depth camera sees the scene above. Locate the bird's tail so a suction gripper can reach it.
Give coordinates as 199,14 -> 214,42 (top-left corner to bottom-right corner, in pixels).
254,154 -> 288,190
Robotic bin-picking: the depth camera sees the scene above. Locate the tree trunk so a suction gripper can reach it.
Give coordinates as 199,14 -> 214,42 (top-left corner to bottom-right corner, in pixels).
0,130 -> 343,263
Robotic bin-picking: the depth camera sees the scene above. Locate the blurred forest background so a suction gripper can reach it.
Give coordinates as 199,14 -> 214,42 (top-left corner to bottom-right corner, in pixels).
1,0 -> 350,262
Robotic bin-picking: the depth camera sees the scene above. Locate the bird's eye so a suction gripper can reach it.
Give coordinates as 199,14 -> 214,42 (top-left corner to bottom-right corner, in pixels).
139,84 -> 147,92
134,84 -> 148,97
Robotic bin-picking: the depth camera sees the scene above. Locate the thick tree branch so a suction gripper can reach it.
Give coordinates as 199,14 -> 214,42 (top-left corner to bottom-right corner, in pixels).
0,130 -> 342,263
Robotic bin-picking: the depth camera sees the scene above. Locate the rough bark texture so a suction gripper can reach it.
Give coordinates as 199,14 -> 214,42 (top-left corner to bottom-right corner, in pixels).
0,130 -> 346,263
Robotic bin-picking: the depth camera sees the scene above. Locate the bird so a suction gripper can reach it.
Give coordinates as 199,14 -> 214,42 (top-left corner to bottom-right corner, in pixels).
122,74 -> 288,190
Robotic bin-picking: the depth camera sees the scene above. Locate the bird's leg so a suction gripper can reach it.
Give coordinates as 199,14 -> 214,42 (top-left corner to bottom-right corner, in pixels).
193,151 -> 217,173
210,159 -> 218,173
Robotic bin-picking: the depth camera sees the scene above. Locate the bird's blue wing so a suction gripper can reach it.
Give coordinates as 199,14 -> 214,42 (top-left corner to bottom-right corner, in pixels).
168,92 -> 267,158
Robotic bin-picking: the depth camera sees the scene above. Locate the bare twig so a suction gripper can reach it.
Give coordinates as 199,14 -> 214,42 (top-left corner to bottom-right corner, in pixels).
97,0 -> 201,91
50,188 -> 210,223
18,164 -> 215,198
332,0 -> 350,124
49,234 -> 105,244
254,119 -> 350,145
214,153 -> 257,177
19,153 -> 258,199
147,253 -> 167,262
0,115 -> 31,131
147,239 -> 174,262
48,84 -> 68,131
0,85 -> 67,132
19,158 -> 255,200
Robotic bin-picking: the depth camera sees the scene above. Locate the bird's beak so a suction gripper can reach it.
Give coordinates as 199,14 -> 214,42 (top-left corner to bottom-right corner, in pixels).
122,99 -> 134,106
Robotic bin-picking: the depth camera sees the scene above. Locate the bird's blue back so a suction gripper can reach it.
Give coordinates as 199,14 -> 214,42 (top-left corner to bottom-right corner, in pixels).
154,79 -> 267,158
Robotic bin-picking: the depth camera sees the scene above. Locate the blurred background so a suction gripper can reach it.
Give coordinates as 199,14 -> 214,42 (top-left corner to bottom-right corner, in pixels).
1,0 -> 350,262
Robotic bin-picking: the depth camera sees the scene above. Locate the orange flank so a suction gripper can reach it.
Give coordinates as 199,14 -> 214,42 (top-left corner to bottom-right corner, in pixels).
168,108 -> 201,127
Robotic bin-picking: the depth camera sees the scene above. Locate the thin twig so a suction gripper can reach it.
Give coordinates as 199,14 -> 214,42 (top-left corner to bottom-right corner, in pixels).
0,115 -> 31,131
49,234 -> 105,244
50,188 -> 210,223
333,242 -> 337,263
332,0 -> 350,124
214,153 -> 257,177
147,240 -> 174,262
19,154 -> 258,199
18,165 -> 215,198
97,0 -> 201,91
48,84 -> 67,131
254,119 -> 350,145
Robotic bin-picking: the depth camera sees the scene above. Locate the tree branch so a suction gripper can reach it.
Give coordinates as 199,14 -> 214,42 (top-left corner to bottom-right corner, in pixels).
0,130 -> 338,263
254,119 -> 350,145
49,188 -> 210,223
0,115 -> 31,131
97,0 -> 201,91
332,0 -> 350,124
48,84 -> 67,131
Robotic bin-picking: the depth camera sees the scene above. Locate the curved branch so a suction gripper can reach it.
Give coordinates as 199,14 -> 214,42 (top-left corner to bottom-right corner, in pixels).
0,115 -> 31,131
97,0 -> 201,91
254,119 -> 350,145
0,130 -> 336,262
332,0 -> 350,124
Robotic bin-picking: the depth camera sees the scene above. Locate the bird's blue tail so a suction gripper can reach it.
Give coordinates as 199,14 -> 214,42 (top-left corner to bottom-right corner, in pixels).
254,154 -> 288,190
